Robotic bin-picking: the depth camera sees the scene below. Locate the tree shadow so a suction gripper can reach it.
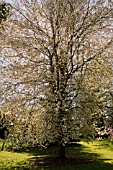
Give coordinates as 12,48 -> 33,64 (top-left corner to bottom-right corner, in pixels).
1,142 -> 113,170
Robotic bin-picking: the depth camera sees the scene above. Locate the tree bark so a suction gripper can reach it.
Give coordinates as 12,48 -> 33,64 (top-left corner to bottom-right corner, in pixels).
1,138 -> 6,151
1,131 -> 8,151
57,141 -> 66,159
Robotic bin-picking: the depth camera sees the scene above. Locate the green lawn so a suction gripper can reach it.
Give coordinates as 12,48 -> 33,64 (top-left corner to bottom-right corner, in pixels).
0,139 -> 113,170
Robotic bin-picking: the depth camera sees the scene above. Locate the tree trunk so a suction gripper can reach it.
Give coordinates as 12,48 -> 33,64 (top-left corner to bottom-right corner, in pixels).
1,138 -> 6,151
1,131 -> 8,151
57,141 -> 66,159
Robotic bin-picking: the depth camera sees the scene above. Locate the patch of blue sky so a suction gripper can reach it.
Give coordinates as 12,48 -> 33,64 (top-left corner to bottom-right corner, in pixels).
0,57 -> 9,66
4,0 -> 13,3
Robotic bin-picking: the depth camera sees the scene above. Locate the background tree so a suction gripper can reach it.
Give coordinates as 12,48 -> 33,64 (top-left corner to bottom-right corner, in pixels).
0,0 -> 113,158
79,58 -> 113,139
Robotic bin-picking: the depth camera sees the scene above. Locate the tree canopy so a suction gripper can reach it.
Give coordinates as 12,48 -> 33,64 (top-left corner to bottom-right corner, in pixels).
0,0 -> 113,158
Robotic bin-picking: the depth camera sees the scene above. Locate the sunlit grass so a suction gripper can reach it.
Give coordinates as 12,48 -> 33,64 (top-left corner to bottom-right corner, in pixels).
0,139 -> 33,169
0,139 -> 113,169
0,149 -> 32,169
80,140 -> 113,164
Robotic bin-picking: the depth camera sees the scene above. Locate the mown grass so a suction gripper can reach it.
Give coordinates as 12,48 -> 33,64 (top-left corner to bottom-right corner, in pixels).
80,140 -> 113,164
0,139 -> 113,170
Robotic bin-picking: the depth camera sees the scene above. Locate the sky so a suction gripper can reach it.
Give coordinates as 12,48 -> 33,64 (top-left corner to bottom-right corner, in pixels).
5,0 -> 13,2
4,0 -> 14,4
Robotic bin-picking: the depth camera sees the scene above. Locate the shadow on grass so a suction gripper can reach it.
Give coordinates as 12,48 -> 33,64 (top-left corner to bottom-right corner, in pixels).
1,143 -> 113,170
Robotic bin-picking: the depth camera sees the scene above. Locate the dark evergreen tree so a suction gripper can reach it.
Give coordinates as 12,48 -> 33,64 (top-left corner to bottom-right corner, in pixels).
0,2 -> 11,23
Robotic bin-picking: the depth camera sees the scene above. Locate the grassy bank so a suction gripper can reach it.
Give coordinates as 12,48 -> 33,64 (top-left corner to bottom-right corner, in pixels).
0,139 -> 113,170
